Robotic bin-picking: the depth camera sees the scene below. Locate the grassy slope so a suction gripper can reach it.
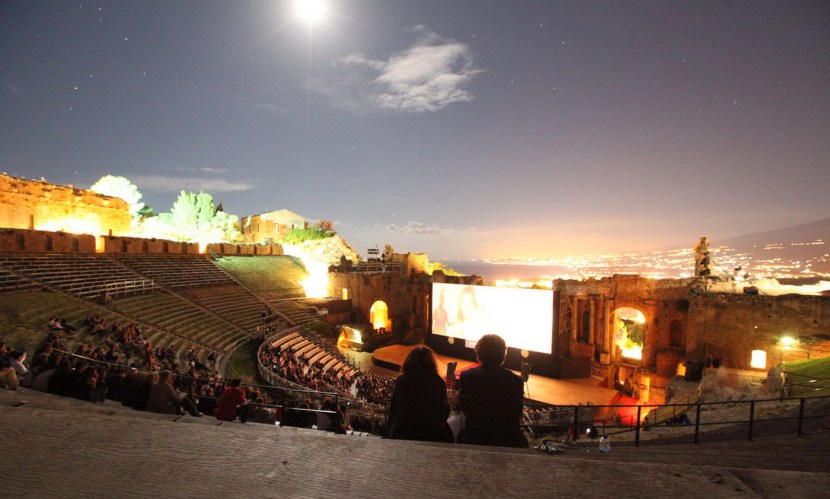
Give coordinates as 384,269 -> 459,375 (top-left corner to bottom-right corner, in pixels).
784,357 -> 830,398
225,341 -> 259,385
0,291 -> 107,354
215,256 -> 308,298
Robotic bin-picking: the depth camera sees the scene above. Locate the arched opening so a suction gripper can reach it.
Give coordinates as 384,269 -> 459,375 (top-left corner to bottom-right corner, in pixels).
71,237 -> 80,252
45,236 -> 53,251
369,300 -> 389,331
670,319 -> 685,351
142,240 -> 149,253
162,242 -> 169,253
612,307 -> 646,362
15,234 -> 25,251
121,240 -> 128,253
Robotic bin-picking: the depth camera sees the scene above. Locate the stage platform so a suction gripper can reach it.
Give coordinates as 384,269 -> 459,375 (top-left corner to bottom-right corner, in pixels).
372,344 -> 620,407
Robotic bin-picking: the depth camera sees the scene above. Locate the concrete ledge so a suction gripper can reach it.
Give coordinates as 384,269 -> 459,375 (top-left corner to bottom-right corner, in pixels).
1,389 -> 829,498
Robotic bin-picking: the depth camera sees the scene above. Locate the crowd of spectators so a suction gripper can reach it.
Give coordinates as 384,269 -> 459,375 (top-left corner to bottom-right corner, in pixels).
259,341 -> 396,406
3,317 -> 388,435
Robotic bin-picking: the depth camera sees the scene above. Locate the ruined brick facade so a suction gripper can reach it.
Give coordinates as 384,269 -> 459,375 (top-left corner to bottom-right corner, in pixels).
556,275 -> 830,402
0,173 -> 131,236
327,257 -> 482,336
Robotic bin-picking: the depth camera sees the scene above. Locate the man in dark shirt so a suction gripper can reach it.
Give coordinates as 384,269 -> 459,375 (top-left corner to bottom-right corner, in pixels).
459,334 -> 527,448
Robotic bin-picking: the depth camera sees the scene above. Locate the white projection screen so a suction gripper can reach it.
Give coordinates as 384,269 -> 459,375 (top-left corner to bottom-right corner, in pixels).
431,283 -> 553,354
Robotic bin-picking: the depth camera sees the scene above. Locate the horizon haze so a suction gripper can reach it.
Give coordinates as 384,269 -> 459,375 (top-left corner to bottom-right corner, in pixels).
2,1 -> 828,259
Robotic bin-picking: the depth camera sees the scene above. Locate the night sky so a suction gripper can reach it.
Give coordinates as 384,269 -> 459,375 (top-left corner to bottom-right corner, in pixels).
1,1 -> 828,259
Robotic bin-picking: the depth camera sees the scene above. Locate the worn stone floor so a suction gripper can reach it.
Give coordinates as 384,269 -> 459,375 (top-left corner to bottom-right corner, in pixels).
1,388 -> 828,498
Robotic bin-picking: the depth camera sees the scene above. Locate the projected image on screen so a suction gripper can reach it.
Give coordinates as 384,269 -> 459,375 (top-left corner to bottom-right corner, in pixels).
432,283 -> 552,354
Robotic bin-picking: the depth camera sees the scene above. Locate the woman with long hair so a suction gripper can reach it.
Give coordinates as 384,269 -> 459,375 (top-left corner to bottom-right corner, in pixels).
388,346 -> 453,443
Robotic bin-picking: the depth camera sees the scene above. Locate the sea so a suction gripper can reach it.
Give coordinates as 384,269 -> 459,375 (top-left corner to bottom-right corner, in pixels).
442,260 -> 573,284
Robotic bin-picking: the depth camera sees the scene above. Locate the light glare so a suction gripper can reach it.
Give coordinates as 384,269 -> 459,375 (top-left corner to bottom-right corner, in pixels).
295,0 -> 327,24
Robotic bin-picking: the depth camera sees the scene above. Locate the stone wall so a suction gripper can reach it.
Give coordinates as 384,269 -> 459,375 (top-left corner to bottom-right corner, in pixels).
389,252 -> 430,277
206,243 -> 283,256
0,228 -> 96,253
692,293 -> 830,370
0,173 -> 131,236
97,235 -> 198,254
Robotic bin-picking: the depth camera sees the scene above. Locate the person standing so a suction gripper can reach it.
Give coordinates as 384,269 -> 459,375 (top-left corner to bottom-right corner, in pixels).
459,334 -> 527,448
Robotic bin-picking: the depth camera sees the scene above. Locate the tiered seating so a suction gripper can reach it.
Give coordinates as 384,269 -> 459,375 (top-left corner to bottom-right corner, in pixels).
369,366 -> 400,381
0,266 -> 37,293
178,285 -> 273,333
0,253 -> 159,300
271,300 -> 319,326
117,254 -> 235,288
268,331 -> 301,349
295,342 -> 315,358
109,292 -> 250,353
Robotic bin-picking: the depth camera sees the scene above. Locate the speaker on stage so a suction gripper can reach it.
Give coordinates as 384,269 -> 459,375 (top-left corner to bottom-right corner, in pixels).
521,362 -> 532,382
446,361 -> 457,381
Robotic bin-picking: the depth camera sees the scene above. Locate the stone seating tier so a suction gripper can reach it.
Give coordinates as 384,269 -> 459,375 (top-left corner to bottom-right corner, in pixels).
117,254 -> 235,289
0,253 -> 159,300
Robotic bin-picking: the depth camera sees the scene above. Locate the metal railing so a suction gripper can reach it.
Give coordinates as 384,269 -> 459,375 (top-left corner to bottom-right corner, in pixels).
522,394 -> 830,446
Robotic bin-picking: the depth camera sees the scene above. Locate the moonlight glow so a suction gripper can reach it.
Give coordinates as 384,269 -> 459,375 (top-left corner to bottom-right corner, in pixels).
295,0 -> 327,24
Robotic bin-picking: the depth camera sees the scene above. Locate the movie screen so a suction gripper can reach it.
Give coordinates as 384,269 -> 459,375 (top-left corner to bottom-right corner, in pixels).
431,283 -> 553,354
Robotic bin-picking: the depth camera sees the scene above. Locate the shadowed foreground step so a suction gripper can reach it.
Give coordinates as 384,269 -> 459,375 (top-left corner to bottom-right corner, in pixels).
1,389 -> 829,498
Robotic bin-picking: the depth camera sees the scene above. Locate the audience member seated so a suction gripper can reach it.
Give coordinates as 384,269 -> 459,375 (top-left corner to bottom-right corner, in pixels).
147,370 -> 202,417
388,345 -> 453,443
247,391 -> 278,425
47,358 -> 73,396
215,378 -> 247,422
0,343 -> 21,391
121,370 -> 154,411
9,350 -> 29,386
32,353 -> 62,392
66,361 -> 97,401
91,366 -> 108,403
459,334 -> 528,448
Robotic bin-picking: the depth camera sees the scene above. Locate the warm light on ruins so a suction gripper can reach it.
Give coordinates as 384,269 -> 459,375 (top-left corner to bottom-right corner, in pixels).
780,336 -> 797,350
614,307 -> 645,361
36,217 -> 103,236
370,300 -> 390,330
300,261 -> 330,298
750,349 -> 767,369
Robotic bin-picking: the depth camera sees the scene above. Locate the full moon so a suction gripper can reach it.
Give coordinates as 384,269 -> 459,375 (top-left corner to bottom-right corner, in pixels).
295,0 -> 327,24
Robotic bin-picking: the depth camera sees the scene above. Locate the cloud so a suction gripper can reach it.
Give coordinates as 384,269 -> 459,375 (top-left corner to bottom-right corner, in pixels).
131,175 -> 254,193
168,166 -> 230,174
374,220 -> 466,235
195,167 -> 229,174
312,27 -> 482,113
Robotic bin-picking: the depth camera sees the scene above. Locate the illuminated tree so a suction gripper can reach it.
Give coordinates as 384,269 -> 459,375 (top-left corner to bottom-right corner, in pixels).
169,191 -> 241,243
90,175 -> 145,225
